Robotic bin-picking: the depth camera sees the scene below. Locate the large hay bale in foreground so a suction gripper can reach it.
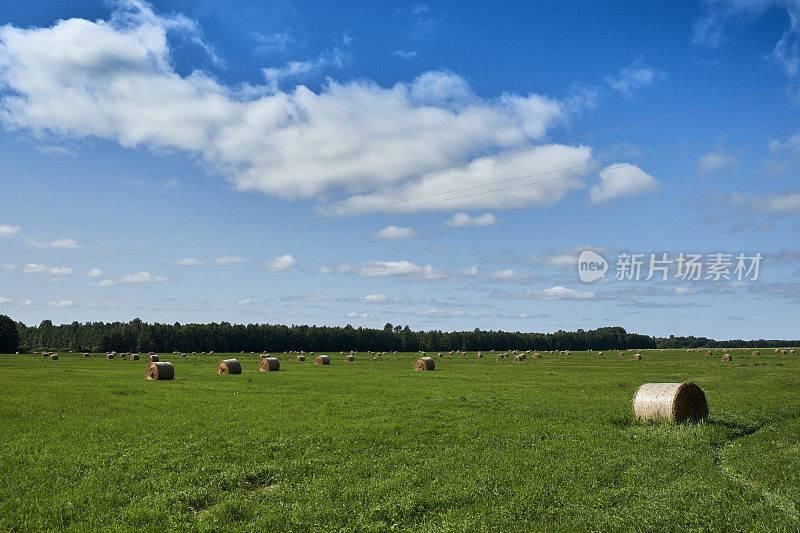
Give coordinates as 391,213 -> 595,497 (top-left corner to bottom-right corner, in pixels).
148,354 -> 159,362
633,382 -> 708,423
315,355 -> 330,365
259,357 -> 280,372
146,362 -> 174,381
296,355 -> 305,362
129,353 -> 139,361
414,356 -> 435,371
217,358 -> 242,375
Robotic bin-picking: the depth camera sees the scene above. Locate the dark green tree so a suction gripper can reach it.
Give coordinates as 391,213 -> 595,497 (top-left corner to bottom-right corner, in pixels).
0,314 -> 20,353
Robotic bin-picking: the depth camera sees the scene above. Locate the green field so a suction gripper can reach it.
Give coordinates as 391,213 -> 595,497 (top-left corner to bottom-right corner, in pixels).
1,350 -> 799,532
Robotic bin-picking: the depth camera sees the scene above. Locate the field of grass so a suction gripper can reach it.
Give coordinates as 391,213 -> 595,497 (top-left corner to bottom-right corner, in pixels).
1,349 -> 799,532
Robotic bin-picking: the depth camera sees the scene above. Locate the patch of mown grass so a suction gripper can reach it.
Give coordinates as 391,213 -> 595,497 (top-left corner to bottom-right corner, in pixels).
0,350 -> 798,531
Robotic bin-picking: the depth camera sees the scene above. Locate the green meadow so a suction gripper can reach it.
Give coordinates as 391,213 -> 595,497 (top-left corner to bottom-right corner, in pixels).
0,350 -> 798,532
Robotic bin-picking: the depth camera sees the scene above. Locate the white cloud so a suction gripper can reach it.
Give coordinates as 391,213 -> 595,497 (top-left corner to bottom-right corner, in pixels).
362,293 -> 388,302
170,257 -> 205,266
605,58 -> 665,97
0,224 -> 21,237
22,264 -> 72,275
356,260 -> 443,279
488,269 -> 524,281
21,299 -> 34,306
119,272 -> 167,283
235,298 -> 253,305
252,30 -> 294,54
0,296 -> 10,304
540,286 -> 596,300
263,47 -> 350,88
0,2 -> 576,212
445,212 -> 498,228
49,300 -> 75,307
698,152 -> 736,173
458,265 -> 479,276
263,254 -> 298,272
674,287 -> 697,295
731,191 -> 800,215
24,237 -> 78,249
90,278 -> 117,287
393,49 -> 418,59
86,268 -> 103,278
589,163 -> 660,204
763,192 -> 800,214
373,225 -> 417,240
214,255 -> 245,265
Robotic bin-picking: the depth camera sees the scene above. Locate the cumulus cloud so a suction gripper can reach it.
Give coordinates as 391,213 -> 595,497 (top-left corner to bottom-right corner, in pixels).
170,257 -> 205,266
0,224 -> 21,237
698,151 -> 736,173
540,286 -> 596,300
589,163 -> 660,204
119,272 -> 167,283
445,212 -> 498,228
0,1 -> 583,213
605,57 -> 665,97
263,254 -> 298,271
728,190 -> 800,215
356,260 -> 443,279
362,293 -> 388,302
373,225 -> 417,240
214,255 -> 245,264
86,268 -> 103,278
91,278 -> 117,287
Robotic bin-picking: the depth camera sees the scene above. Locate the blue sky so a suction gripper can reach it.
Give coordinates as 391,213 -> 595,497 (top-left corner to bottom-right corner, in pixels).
1,0 -> 799,339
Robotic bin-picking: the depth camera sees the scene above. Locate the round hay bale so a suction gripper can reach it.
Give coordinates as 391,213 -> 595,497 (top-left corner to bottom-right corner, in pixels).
106,353 -> 114,359
83,353 -> 90,357
344,355 -> 354,362
632,353 -> 642,360
721,353 -> 732,362
217,358 -> 242,375
148,354 -> 160,362
633,382 -> 708,423
414,356 -> 435,371
49,354 -> 58,360
315,355 -> 330,365
752,350 -> 760,356
296,355 -> 305,362
146,362 -> 174,381
531,352 -> 541,358
513,354 -> 524,362
130,353 -> 139,361
475,352 -> 483,358
259,357 -> 280,372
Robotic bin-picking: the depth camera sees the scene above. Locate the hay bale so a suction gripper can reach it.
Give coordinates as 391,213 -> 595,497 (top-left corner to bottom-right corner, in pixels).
476,352 -> 483,358
148,354 -> 159,362
752,350 -> 760,356
49,354 -> 58,360
721,353 -> 732,362
633,382 -> 708,423
217,358 -> 242,375
315,355 -> 330,365
513,354 -> 524,362
414,357 -> 435,371
146,362 -> 174,381
83,353 -> 89,357
259,357 -> 280,372
296,355 -> 305,362
106,353 -> 114,359
130,353 -> 139,361
344,355 -> 354,362
632,353 -> 642,360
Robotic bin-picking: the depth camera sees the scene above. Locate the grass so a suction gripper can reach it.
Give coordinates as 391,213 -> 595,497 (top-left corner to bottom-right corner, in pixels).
0,349 -> 799,531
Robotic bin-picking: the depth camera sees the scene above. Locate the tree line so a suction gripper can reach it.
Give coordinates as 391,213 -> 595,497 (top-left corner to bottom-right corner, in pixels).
1,315 -> 797,354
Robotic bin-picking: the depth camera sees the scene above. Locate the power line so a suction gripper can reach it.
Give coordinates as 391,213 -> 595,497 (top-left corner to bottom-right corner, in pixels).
4,82 -> 799,259
3,125 -> 798,273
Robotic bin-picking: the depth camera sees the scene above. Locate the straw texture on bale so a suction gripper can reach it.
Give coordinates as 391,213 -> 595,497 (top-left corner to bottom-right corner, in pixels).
414,356 -> 435,371
217,358 -> 242,375
148,354 -> 159,362
130,353 -> 139,361
146,362 -> 174,381
315,355 -> 331,365
633,382 -> 708,423
296,355 -> 305,361
259,357 -> 280,372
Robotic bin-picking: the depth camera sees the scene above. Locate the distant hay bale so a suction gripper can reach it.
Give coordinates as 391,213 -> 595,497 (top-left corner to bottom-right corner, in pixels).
146,362 -> 174,381
106,353 -> 114,359
49,354 -> 58,360
752,350 -> 760,356
130,353 -> 139,361
597,351 -> 603,356
83,353 -> 89,357
632,353 -> 642,360
344,355 -> 354,362
476,352 -> 483,358
633,382 -> 708,423
721,353 -> 732,362
148,355 -> 160,362
259,357 -> 280,372
315,355 -> 330,365
296,355 -> 305,362
513,354 -> 524,362
437,353 -> 443,358
414,357 -> 435,371
217,359 -> 242,375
